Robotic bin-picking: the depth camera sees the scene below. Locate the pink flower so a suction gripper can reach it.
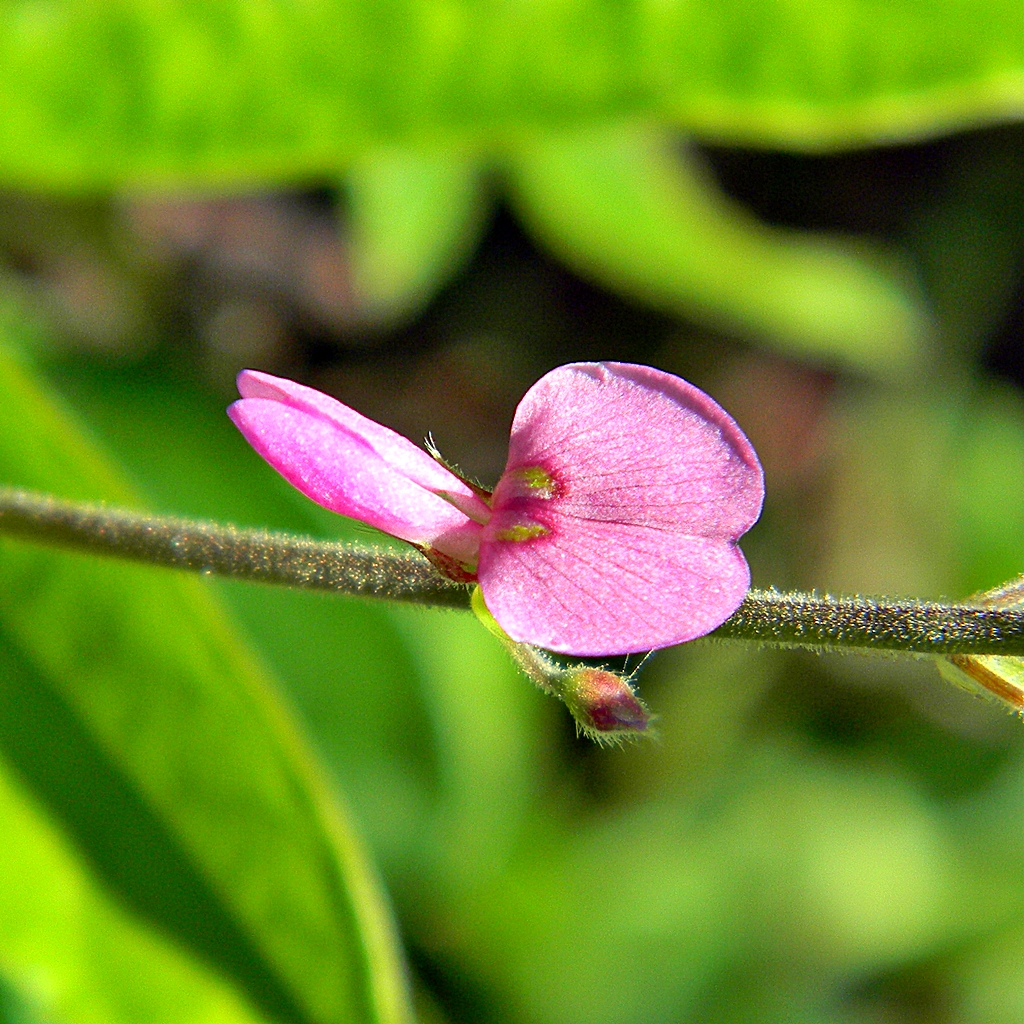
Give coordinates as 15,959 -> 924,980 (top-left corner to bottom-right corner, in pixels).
229,362 -> 763,656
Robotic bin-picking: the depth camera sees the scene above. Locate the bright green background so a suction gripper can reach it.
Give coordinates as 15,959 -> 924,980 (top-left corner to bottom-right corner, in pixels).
3,2 -> 1024,1022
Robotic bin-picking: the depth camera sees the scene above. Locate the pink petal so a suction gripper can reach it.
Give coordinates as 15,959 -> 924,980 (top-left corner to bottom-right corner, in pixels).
479,518 -> 750,654
478,362 -> 763,654
236,370 -> 490,521
229,393 -> 482,564
497,362 -> 762,536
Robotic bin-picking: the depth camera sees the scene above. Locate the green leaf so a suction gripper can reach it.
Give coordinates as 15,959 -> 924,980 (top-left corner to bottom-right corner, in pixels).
647,0 -> 1024,148
4,1 -> 1022,371
42,357 -> 443,873
0,637 -> 271,1024
1,0 -> 1024,184
347,148 -> 489,326
0,335 -> 413,1023
506,126 -> 927,372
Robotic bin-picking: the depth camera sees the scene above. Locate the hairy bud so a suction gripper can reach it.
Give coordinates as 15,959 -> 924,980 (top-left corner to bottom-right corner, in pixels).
558,667 -> 652,743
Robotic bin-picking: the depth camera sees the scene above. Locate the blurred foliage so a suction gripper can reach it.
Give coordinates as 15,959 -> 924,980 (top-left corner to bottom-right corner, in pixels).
3,2 -> 1024,1024
0,334 -> 413,1023
2,0 -> 1024,366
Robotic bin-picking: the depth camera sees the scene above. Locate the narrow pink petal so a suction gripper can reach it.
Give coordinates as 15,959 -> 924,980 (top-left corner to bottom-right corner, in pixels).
236,370 -> 490,521
229,396 -> 482,564
479,362 -> 763,654
478,518 -> 751,655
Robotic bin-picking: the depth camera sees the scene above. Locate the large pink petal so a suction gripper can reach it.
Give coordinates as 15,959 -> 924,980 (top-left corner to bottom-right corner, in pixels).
478,518 -> 751,654
229,396 -> 482,564
236,370 -> 490,521
479,362 -> 763,654
496,362 -> 763,536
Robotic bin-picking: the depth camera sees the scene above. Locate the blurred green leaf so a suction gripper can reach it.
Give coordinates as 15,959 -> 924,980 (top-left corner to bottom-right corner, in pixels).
0,336 -> 413,1024
650,0 -> 1024,147
0,638 -> 271,1024
390,607 -> 540,888
347,148 -> 488,326
1,0 -> 1024,186
0,0 -> 1020,370
42,358 -> 443,874
507,126 -> 927,372
19,1 -> 1024,370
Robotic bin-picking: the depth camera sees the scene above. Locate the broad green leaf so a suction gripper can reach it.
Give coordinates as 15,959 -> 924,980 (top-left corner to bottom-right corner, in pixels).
42,357 -> 443,873
648,0 -> 1024,148
0,0 -> 1020,366
0,638 -> 271,1024
507,127 -> 926,372
347,148 -> 488,325
0,336 -> 413,1024
1,0 -> 1024,186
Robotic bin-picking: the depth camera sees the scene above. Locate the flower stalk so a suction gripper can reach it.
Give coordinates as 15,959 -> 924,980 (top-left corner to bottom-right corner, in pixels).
3,487 -> 1024,658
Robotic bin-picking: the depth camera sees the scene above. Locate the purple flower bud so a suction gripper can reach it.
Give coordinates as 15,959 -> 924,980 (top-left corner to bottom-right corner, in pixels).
558,667 -> 651,742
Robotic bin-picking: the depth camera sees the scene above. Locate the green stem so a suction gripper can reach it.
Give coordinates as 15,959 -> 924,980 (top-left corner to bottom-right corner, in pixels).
0,487 -> 467,609
2,487 -> 1023,656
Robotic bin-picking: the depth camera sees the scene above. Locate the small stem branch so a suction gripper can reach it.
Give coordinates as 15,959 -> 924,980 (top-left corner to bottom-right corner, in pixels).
2,487 -> 1024,656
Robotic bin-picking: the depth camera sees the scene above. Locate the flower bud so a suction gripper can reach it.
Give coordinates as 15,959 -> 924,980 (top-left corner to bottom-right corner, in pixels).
473,585 -> 652,742
558,667 -> 651,744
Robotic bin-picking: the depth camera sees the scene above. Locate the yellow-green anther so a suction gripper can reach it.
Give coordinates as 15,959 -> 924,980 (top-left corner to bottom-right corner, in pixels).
509,466 -> 558,498
494,523 -> 550,542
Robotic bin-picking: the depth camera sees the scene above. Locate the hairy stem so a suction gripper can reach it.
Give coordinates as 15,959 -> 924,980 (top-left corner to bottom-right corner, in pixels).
0,487 -> 467,608
2,487 -> 1024,656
